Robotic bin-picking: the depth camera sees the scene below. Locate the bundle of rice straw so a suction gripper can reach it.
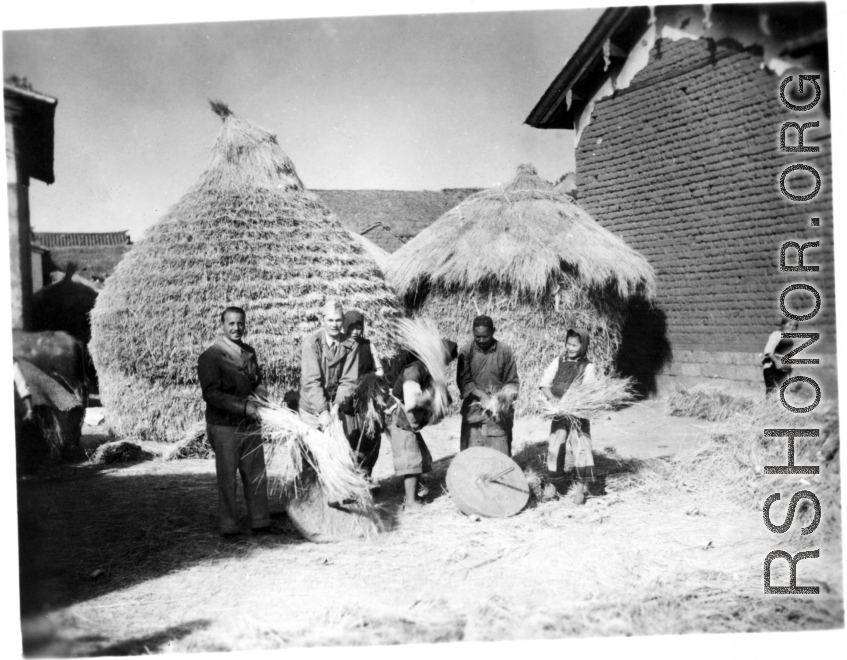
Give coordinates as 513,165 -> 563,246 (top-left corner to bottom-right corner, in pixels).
354,371 -> 389,438
255,399 -> 373,506
393,317 -> 452,424
544,374 -> 636,423
163,421 -> 213,460
469,384 -> 519,423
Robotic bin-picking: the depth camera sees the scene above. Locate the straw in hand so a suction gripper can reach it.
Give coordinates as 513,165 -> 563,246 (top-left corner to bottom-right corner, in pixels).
393,317 -> 452,424
254,399 -> 372,506
544,374 -> 636,423
469,384 -> 519,423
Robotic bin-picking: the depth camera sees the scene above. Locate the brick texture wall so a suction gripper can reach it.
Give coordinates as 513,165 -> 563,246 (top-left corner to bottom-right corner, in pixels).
577,37 -> 836,395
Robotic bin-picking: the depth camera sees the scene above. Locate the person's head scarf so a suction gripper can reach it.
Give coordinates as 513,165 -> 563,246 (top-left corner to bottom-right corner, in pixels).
566,328 -> 590,361
343,309 -> 365,336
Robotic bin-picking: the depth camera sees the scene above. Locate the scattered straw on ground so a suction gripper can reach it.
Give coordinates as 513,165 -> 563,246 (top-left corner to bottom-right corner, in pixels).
18,398 -> 843,654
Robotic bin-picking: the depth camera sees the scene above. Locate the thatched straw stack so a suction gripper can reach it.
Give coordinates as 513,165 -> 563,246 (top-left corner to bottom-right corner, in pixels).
555,171 -> 578,199
90,102 -> 403,442
385,164 -> 655,415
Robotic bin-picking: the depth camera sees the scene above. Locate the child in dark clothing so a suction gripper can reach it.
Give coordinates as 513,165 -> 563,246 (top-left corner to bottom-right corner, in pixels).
342,310 -> 384,477
539,328 -> 596,505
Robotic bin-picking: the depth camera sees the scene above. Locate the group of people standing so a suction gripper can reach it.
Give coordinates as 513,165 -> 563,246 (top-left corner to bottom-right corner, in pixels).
197,300 -> 597,536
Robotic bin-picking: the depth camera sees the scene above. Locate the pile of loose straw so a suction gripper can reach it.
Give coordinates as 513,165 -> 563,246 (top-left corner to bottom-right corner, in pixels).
544,374 -> 637,423
255,400 -> 372,505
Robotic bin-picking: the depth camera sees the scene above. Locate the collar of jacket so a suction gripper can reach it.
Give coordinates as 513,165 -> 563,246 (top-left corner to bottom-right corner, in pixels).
472,338 -> 499,355
322,328 -> 343,348
215,336 -> 253,365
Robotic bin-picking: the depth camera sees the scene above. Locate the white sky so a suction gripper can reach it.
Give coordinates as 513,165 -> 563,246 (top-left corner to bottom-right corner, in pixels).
3,3 -> 603,241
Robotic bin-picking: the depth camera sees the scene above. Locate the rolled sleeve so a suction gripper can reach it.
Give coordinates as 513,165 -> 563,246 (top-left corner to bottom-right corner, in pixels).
538,359 -> 559,389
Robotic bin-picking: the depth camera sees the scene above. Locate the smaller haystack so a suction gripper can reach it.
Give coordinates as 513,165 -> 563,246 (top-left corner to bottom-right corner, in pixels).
385,164 -> 655,414
555,172 -> 578,199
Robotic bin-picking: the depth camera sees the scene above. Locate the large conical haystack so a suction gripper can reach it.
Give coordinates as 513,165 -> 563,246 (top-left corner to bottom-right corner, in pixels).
385,164 -> 655,415
91,102 -> 403,442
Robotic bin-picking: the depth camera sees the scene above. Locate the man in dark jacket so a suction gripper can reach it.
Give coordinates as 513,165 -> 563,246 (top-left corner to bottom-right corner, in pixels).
198,306 -> 272,537
457,315 -> 520,456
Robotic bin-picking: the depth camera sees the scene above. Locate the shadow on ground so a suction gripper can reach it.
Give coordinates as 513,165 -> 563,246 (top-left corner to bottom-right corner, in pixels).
17,462 -> 313,621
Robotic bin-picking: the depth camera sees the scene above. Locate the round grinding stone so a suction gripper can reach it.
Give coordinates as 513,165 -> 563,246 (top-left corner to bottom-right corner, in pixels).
446,447 -> 530,518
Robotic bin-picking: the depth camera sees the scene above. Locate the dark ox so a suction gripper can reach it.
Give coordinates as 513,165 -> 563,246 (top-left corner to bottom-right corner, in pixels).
12,330 -> 89,408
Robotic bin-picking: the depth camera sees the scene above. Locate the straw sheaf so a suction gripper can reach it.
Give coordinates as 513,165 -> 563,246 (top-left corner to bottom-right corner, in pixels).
385,163 -> 656,300
90,106 -> 403,442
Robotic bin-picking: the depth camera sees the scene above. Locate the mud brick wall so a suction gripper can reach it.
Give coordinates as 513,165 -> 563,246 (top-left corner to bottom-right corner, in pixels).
577,37 -> 836,396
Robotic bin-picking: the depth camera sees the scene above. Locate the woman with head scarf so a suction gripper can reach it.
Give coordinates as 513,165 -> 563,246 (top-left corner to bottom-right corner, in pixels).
342,309 -> 384,477
538,328 -> 596,505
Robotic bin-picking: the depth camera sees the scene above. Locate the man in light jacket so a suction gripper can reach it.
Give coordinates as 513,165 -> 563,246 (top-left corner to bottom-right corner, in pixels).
299,299 -> 360,431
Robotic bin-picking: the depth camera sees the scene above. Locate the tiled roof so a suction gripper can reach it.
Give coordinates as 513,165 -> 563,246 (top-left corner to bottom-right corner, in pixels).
33,231 -> 131,248
316,189 -> 481,252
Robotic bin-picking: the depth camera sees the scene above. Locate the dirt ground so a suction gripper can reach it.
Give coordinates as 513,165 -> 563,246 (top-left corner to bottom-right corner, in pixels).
16,402 -> 844,655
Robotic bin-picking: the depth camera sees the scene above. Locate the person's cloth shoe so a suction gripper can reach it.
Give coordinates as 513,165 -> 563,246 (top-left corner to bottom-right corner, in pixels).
572,483 -> 586,505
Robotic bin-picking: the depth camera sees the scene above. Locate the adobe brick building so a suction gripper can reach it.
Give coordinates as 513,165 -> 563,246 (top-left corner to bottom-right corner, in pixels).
527,4 -> 835,396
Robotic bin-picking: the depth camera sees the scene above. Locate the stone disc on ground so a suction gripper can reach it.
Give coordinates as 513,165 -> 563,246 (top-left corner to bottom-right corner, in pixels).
446,447 -> 530,518
284,471 -> 381,543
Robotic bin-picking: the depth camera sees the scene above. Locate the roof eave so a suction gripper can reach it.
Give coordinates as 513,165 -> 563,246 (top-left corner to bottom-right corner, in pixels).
525,6 -> 650,130
4,83 -> 58,184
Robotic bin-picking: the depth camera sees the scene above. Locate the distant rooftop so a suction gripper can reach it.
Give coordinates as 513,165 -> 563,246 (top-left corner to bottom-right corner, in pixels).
33,231 -> 131,248
316,188 -> 481,252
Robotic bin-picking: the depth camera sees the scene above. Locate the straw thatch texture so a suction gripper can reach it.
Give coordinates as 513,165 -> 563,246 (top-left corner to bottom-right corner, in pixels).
347,230 -> 390,275
90,103 -> 403,442
385,164 -> 655,415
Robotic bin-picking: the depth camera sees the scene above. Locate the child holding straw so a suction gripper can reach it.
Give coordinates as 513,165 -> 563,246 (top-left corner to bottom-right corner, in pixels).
539,328 -> 596,505
342,309 -> 385,477
384,337 -> 458,512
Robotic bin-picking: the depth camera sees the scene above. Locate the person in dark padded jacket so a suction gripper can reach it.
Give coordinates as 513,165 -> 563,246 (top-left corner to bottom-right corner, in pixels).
198,306 -> 273,537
